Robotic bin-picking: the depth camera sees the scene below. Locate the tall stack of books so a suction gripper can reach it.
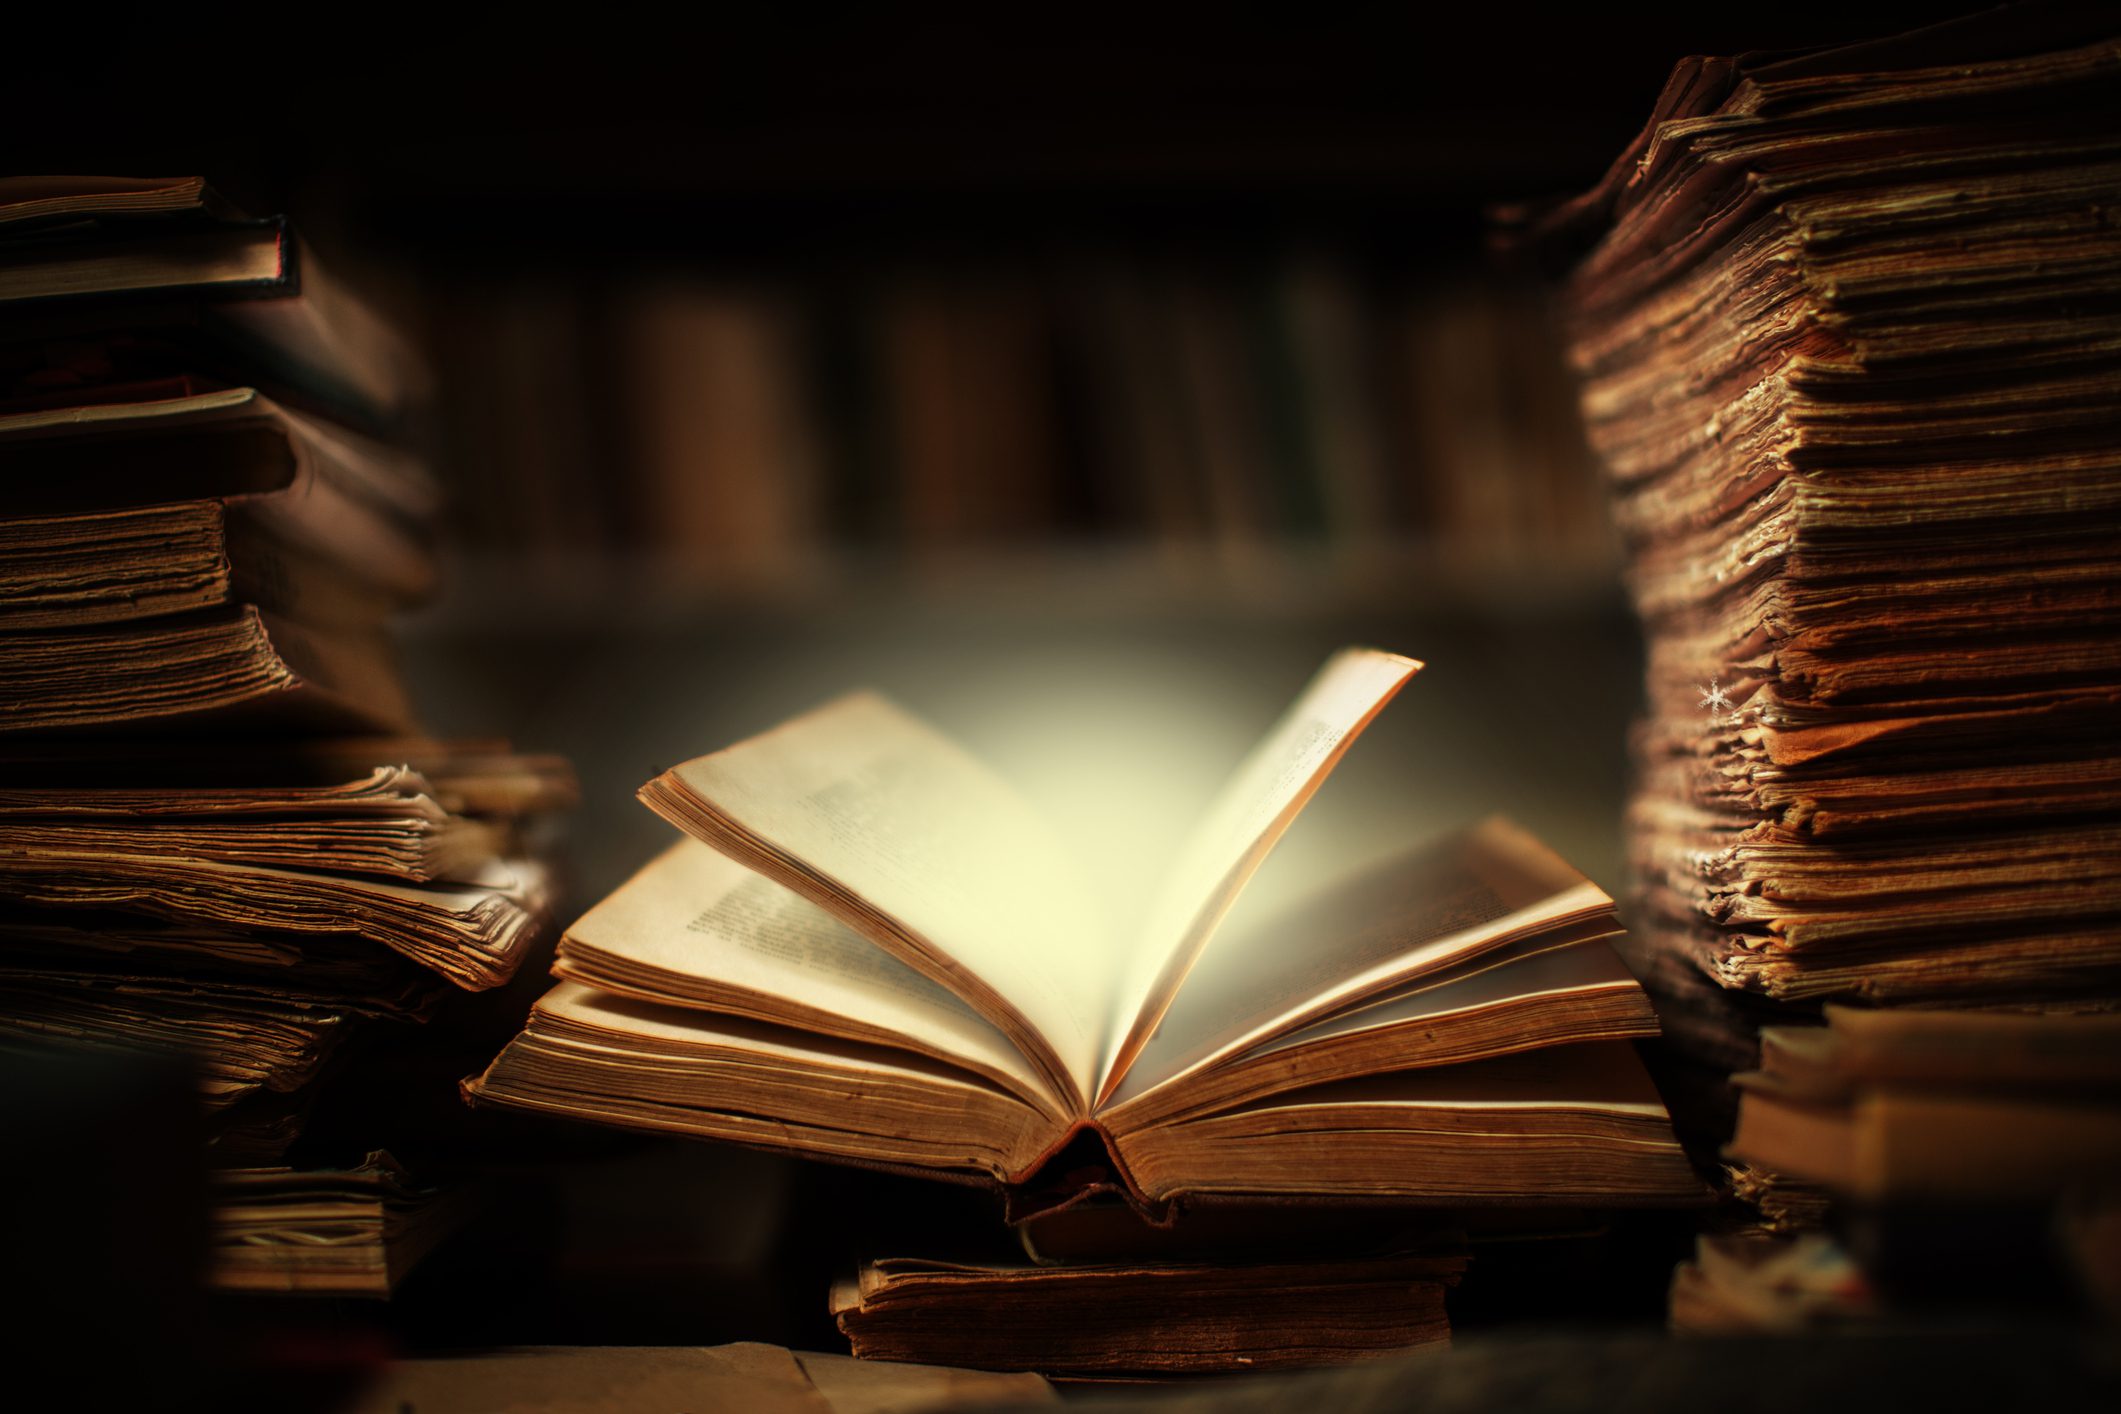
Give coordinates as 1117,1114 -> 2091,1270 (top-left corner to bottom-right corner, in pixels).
1671,1006 -> 2121,1331
0,176 -> 573,1296
470,649 -> 1706,1373
1520,8 -> 2121,1312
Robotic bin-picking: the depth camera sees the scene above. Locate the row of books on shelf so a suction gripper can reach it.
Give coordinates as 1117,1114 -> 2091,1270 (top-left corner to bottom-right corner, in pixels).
426,257 -> 1615,579
1516,2 -> 2121,1331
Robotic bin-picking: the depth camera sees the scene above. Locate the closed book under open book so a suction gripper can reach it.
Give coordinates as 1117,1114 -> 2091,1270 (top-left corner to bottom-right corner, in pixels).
470,649 -> 1701,1217
831,1250 -> 1468,1375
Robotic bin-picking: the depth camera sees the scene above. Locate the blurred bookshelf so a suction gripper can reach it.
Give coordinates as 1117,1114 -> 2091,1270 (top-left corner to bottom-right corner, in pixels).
413,261 -> 1618,607
7,3 -> 1976,614
264,2 -> 1994,943
396,252 -> 1645,915
2,5 -> 1991,921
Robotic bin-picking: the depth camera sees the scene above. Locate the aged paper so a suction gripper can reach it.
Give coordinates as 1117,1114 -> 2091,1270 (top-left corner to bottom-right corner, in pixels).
796,1350 -> 1058,1411
1096,647 -> 1420,1099
1107,818 -> 1612,1106
347,1343 -> 829,1414
648,693 -> 1116,1105
561,839 -> 1061,1113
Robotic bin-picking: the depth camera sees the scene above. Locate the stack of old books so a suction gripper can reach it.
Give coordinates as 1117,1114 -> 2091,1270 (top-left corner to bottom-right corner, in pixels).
470,648 -> 1706,1373
1521,8 -> 2121,1125
1515,7 -> 2121,1316
1673,1006 -> 2121,1330
0,176 -> 573,1295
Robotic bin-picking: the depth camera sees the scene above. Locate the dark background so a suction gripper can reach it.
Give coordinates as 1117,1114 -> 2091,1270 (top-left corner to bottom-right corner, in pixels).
15,3 -> 1994,264
10,0 -> 2009,1370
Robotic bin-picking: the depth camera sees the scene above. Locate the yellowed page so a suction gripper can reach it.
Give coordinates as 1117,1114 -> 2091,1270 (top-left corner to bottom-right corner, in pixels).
347,1343 -> 832,1414
643,692 -> 1114,1108
1251,931 -> 1638,1057
470,982 -> 1059,1181
1095,647 -> 1420,1101
1104,818 -> 1614,1111
1185,1040 -> 1673,1115
559,839 -> 1063,1115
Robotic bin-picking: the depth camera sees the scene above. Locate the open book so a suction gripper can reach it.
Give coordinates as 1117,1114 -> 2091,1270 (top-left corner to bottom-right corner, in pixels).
469,648 -> 1699,1214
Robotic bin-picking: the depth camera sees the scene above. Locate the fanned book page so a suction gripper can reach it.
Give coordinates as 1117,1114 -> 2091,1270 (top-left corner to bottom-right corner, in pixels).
555,839 -> 1061,1116
1096,647 -> 1422,1099
471,648 -> 1702,1213
1100,818 -> 1632,1117
638,690 -> 1118,1106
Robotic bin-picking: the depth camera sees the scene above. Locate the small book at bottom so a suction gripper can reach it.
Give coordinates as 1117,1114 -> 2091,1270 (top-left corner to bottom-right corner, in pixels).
209,1150 -> 469,1297
830,1250 -> 1467,1376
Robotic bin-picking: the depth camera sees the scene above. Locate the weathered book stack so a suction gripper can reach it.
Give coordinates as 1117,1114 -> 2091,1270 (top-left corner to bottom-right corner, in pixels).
1523,7 -> 2121,1311
0,176 -> 573,1296
1532,8 -> 2121,1124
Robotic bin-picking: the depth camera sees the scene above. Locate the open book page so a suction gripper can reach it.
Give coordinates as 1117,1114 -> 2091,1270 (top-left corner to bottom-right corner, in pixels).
1100,932 -> 1654,1131
558,839 -> 1065,1116
1177,1040 -> 1674,1117
1094,647 -> 1421,1102
474,983 -> 1058,1182
1101,817 -> 1615,1112
641,692 -> 1115,1109
1249,927 -> 1637,1058
1106,1041 -> 1696,1205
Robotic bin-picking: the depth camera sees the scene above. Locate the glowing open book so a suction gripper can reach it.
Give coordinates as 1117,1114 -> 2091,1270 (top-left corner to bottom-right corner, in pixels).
468,648 -> 1700,1216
